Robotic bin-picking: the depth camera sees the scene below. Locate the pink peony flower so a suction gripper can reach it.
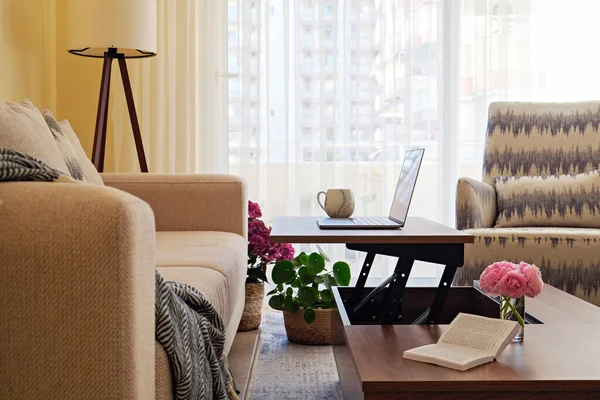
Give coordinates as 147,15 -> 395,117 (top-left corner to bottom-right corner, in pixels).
480,261 -> 516,297
498,269 -> 528,299
519,262 -> 544,298
248,201 -> 262,219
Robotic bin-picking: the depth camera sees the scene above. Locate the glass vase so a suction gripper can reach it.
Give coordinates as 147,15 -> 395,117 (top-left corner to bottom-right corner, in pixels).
500,296 -> 525,342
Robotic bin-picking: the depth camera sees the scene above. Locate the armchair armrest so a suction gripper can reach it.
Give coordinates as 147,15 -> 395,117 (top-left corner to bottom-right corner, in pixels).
456,177 -> 497,230
0,182 -> 155,400
101,173 -> 248,238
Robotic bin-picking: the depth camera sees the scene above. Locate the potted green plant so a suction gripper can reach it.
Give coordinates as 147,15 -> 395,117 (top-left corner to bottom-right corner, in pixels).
267,251 -> 351,344
239,201 -> 295,331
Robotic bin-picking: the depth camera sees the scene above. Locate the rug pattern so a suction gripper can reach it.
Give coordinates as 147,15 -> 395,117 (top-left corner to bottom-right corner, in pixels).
246,310 -> 343,400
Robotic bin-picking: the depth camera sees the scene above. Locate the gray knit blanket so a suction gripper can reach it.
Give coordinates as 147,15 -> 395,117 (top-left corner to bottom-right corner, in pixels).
1,148 -> 232,400
156,271 -> 231,400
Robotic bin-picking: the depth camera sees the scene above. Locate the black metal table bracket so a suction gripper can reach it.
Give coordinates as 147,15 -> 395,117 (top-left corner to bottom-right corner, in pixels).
346,242 -> 464,325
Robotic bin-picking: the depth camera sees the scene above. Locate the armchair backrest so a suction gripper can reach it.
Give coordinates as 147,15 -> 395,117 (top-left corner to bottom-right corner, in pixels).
483,101 -> 600,185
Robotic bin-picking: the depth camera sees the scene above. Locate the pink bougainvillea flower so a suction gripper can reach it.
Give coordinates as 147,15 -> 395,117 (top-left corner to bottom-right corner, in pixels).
248,201 -> 262,219
278,243 -> 295,261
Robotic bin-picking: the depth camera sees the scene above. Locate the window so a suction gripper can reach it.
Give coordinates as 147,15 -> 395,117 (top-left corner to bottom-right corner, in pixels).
228,30 -> 238,46
326,127 -> 334,141
302,127 -> 312,141
302,101 -> 312,116
228,5 -> 237,21
302,51 -> 312,64
228,54 -> 239,73
324,3 -> 334,20
325,52 -> 334,67
325,102 -> 334,115
302,148 -> 314,162
325,78 -> 334,91
303,77 -> 311,90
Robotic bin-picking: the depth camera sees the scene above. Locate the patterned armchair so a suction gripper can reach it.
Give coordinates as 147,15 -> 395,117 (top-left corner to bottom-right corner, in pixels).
455,101 -> 600,306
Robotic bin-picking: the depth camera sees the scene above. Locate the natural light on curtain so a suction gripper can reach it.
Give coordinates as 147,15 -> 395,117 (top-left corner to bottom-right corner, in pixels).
227,0 -> 600,280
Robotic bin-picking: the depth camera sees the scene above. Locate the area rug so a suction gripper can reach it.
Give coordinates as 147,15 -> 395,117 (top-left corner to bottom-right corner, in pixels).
245,310 -> 343,400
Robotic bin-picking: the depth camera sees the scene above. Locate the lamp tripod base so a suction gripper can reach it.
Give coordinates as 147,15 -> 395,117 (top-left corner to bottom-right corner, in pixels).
91,49 -> 148,173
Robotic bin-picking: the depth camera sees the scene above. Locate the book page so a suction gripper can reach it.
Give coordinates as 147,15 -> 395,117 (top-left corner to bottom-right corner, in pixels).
403,343 -> 491,371
438,313 -> 518,356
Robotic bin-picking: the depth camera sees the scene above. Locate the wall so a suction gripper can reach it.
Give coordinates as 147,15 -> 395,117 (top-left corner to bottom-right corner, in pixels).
0,0 -> 57,111
54,0 -> 105,163
0,0 -> 110,167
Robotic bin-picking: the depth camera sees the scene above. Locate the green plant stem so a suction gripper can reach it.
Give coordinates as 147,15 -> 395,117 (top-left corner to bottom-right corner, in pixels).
501,295 -> 525,328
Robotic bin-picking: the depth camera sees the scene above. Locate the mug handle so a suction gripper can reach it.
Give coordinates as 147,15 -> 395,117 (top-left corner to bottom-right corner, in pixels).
317,191 -> 327,212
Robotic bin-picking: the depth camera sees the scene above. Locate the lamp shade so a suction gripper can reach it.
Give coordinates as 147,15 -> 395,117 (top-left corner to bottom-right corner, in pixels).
67,0 -> 157,58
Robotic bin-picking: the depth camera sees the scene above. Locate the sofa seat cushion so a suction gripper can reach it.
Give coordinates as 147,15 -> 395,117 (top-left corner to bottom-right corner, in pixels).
456,227 -> 600,306
155,231 -> 246,400
156,231 -> 246,325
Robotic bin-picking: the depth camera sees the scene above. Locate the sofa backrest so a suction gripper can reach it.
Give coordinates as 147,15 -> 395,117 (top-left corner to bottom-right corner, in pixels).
483,101 -> 600,185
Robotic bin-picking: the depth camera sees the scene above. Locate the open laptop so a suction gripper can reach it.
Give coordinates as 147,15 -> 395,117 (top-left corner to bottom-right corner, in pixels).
317,148 -> 424,229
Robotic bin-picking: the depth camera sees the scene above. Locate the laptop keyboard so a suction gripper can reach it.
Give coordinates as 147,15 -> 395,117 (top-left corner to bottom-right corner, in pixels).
350,217 -> 393,226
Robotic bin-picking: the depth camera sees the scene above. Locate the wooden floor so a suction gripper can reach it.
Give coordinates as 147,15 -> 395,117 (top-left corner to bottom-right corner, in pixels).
228,328 -> 261,400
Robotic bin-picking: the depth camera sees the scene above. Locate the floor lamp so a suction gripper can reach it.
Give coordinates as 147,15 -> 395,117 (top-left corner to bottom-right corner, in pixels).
67,0 -> 157,172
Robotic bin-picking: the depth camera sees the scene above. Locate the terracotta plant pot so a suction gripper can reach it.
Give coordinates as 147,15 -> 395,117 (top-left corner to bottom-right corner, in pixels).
282,307 -> 333,345
238,282 -> 265,331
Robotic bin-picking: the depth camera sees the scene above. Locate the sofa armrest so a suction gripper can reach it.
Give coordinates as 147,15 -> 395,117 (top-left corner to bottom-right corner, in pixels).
0,182 -> 155,400
456,177 -> 497,230
101,173 -> 248,238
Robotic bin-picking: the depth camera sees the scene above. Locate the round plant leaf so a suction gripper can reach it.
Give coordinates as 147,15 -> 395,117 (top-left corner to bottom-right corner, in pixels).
286,287 -> 293,297
292,252 -> 309,267
272,260 -> 295,284
288,300 -> 300,313
297,286 -> 316,306
298,266 -> 314,286
284,294 -> 295,312
307,253 -> 326,275
320,289 -> 332,302
304,308 -> 316,323
268,294 -> 284,309
333,261 -> 351,286
290,278 -> 300,288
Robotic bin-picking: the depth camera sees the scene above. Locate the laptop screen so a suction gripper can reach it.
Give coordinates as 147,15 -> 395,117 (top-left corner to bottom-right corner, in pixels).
388,148 -> 425,224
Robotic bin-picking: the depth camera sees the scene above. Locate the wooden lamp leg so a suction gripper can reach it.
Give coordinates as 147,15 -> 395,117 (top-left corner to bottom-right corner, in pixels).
91,53 -> 113,172
118,57 -> 149,173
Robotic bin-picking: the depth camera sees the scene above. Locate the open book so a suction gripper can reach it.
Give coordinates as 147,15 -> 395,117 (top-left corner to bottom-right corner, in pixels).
403,313 -> 520,371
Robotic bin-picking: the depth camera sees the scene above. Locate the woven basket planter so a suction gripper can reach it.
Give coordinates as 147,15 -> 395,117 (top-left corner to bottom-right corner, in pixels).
282,307 -> 333,345
238,282 -> 264,331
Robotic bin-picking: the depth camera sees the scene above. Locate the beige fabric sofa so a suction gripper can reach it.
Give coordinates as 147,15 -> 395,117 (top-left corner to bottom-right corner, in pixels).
1,173 -> 247,400
455,101 -> 600,306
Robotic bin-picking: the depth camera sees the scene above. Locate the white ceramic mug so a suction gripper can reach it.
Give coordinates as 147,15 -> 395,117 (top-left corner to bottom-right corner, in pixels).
317,189 -> 355,218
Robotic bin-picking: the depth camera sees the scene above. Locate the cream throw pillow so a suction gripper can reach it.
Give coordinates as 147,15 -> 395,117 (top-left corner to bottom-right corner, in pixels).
42,110 -> 85,181
495,170 -> 600,228
0,99 -> 70,176
57,119 -> 104,185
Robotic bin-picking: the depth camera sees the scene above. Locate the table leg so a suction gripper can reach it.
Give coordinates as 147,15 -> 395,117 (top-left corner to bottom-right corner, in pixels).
380,258 -> 414,324
349,252 -> 376,309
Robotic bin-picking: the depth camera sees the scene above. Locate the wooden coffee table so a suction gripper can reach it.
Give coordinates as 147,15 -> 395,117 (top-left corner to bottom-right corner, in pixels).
271,216 -> 474,325
332,284 -> 600,400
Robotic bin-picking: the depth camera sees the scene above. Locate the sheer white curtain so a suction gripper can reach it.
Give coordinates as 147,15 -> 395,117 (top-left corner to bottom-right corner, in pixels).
227,0 -> 600,279
109,0 -> 228,174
